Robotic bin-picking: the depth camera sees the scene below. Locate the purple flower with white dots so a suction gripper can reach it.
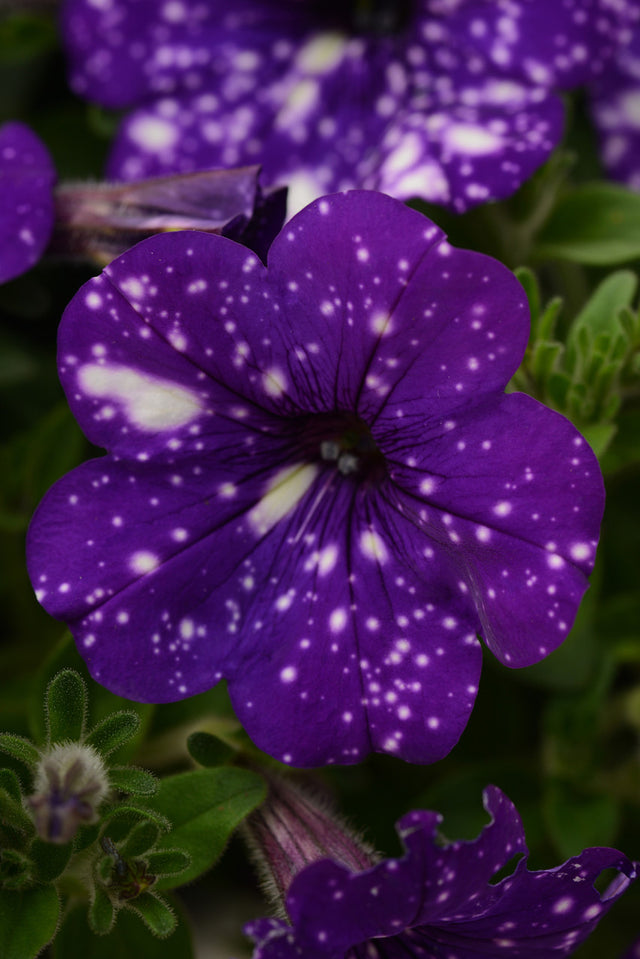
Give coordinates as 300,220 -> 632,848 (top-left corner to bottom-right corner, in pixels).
245,785 -> 637,958
27,190 -> 604,767
62,0 -> 630,214
590,13 -> 640,191
0,122 -> 56,284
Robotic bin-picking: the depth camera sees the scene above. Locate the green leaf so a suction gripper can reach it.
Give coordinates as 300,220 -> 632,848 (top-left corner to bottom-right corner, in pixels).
85,711 -> 141,757
145,849 -> 190,878
149,767 -> 266,889
0,849 -> 32,890
0,786 -> 35,835
52,901 -> 194,959
0,733 -> 39,767
186,731 -> 236,768
109,767 -> 158,798
0,886 -> 60,959
29,838 -> 72,883
534,183 -> 640,264
127,893 -> 176,938
545,782 -> 620,859
0,768 -> 23,803
45,670 -> 87,744
89,885 -> 115,936
101,803 -> 171,834
569,270 -> 637,342
120,821 -> 160,859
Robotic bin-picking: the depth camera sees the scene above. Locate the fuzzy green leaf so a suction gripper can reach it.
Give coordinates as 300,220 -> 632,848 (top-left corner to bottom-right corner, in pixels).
109,767 -> 158,798
0,786 -> 35,835
89,885 -> 115,936
145,849 -> 190,878
0,886 -> 60,959
45,669 -> 87,744
127,893 -> 176,938
149,767 -> 266,890
0,768 -> 23,803
29,838 -> 72,882
120,821 -> 160,858
101,803 -> 171,834
535,183 -> 640,264
0,733 -> 39,767
85,711 -> 141,758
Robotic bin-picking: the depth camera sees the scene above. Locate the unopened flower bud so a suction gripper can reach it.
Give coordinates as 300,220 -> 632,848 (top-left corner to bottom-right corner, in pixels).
243,774 -> 375,915
51,167 -> 285,266
27,742 -> 109,844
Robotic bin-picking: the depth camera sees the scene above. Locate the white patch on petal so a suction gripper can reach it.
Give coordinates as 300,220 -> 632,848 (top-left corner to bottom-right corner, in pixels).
444,123 -> 503,155
296,32 -> 347,74
78,363 -> 202,431
360,530 -> 388,564
248,463 -> 319,537
128,115 -> 179,152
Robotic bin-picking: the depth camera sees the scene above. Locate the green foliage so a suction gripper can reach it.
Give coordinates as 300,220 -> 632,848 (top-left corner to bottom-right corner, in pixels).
52,902 -> 194,959
150,767 -> 266,889
0,887 -> 60,959
510,268 -> 640,459
0,733 -> 39,768
45,669 -> 88,744
534,182 -> 640,264
85,711 -> 141,758
108,766 -> 158,798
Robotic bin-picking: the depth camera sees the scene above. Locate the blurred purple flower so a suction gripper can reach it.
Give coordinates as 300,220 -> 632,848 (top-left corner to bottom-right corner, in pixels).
0,122 -> 56,284
590,16 -> 640,190
27,190 -> 604,767
62,0 -> 631,213
246,785 -> 637,958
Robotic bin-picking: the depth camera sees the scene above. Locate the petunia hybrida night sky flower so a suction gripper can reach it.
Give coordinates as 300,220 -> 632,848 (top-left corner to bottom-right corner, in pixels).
61,0 -> 631,214
245,785 -> 638,958
0,122 -> 56,285
27,190 -> 604,767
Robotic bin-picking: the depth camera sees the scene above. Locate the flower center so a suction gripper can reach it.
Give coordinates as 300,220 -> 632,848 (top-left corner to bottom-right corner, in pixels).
298,413 -> 387,486
319,0 -> 413,36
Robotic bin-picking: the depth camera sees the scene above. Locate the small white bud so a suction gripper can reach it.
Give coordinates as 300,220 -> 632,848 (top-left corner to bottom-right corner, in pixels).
27,742 -> 109,844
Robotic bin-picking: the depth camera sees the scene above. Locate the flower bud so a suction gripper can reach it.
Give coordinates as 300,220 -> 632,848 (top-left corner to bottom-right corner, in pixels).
243,774 -> 375,915
27,742 -> 109,844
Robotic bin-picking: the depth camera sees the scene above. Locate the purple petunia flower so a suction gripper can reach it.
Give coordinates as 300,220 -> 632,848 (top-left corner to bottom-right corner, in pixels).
27,190 -> 604,767
590,17 -> 640,190
61,0 -> 631,214
245,784 -> 638,958
0,122 -> 56,284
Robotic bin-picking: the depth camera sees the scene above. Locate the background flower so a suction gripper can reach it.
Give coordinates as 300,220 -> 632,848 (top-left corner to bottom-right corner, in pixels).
61,0 -> 630,213
246,785 -> 637,958
590,19 -> 640,190
0,121 -> 56,285
27,190 -> 604,767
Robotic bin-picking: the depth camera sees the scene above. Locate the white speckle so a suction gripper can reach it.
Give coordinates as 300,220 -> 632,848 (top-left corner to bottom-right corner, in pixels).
263,367 -> 288,398
570,542 -> 591,562
179,618 -> 195,640
329,608 -> 347,633
493,501 -> 512,517
171,528 -> 188,542
129,551 -> 160,574
280,666 -> 297,683
360,530 -> 388,564
370,312 -> 392,336
116,611 -> 129,624
129,115 -> 179,152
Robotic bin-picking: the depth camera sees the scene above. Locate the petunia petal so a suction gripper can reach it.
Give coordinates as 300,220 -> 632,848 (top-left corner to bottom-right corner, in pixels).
0,122 -> 56,284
